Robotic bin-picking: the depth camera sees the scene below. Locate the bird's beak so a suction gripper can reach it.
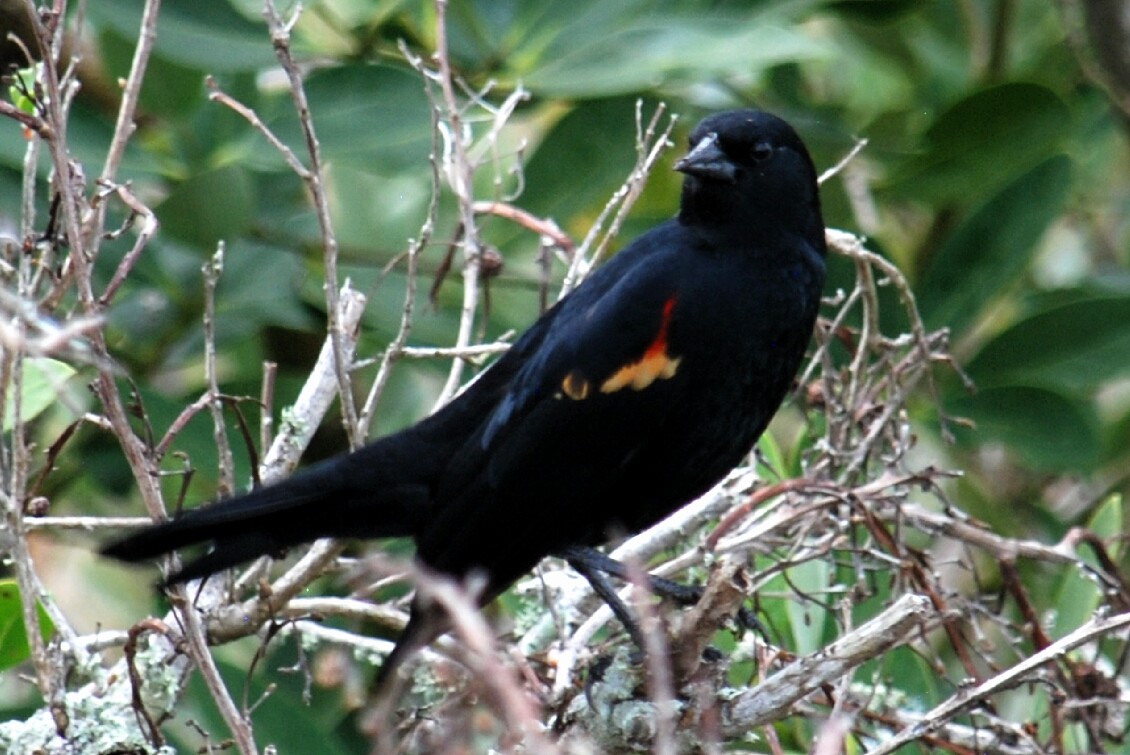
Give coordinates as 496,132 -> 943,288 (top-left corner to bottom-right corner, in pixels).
674,132 -> 736,183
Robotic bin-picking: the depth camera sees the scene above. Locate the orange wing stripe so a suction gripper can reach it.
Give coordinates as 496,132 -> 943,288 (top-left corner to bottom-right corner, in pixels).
600,297 -> 681,394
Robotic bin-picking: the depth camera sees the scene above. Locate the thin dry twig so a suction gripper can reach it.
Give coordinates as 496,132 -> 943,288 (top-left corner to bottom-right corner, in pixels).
263,0 -> 360,447
96,182 -> 159,307
866,610 -> 1130,755
176,584 -> 260,755
203,245 -> 236,497
561,102 -> 677,296
431,0 -> 486,406
355,40 -> 444,438
724,594 -> 934,733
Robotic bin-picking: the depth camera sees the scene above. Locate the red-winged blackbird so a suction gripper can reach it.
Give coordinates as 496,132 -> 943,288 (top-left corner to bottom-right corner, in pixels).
104,109 -> 826,689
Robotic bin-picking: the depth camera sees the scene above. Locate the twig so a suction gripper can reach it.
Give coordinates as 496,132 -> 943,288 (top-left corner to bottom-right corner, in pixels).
282,596 -> 408,630
22,0 -> 90,306
865,609 -> 1130,755
24,515 -> 156,530
397,341 -> 512,360
561,102 -> 676,296
3,494 -> 59,700
671,554 -> 748,681
356,43 -> 442,437
206,77 -> 311,178
473,200 -> 575,253
263,0 -> 360,446
545,472 -> 751,691
817,137 -> 869,185
122,619 -> 176,747
97,0 -> 161,190
826,229 -> 964,446
723,594 -> 934,733
897,501 -> 1081,565
203,244 -> 235,496
175,585 -> 260,755
17,90 -> 41,245
629,566 -> 678,755
97,182 -> 159,307
211,540 -> 345,644
153,393 -> 213,460
411,566 -> 558,753
431,0 -> 486,406
259,361 -> 277,471
259,285 -> 367,481
0,99 -> 52,138
289,621 -> 397,660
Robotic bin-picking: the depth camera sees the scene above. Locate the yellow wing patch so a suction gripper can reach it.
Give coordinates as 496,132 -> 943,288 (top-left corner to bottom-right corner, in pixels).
560,370 -> 591,401
601,352 -> 682,393
558,297 -> 682,400
600,296 -> 681,394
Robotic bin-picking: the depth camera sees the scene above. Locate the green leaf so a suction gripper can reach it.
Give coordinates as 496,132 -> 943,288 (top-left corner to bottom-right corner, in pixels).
756,430 -> 788,481
524,15 -> 828,97
967,294 -> 1130,391
522,97 -> 649,230
3,358 -> 78,431
87,0 -> 276,73
326,165 -> 432,257
1051,495 -> 1122,638
1086,493 -> 1123,549
888,83 -> 1071,202
918,155 -> 1072,335
213,240 -> 316,333
785,559 -> 830,656
7,65 -> 39,115
158,165 -> 256,248
1105,407 -> 1130,466
262,65 -> 433,175
0,579 -> 56,671
881,646 -> 944,709
948,385 -> 1100,472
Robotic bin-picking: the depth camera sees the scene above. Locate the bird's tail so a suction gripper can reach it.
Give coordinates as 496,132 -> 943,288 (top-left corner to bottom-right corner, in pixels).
102,442 -> 431,584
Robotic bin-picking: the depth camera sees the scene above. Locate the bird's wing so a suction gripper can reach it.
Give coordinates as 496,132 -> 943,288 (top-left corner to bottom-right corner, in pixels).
421,226 -> 695,582
479,229 -> 686,452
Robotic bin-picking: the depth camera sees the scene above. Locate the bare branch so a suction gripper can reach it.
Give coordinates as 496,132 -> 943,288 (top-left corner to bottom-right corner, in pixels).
355,43 -> 443,437
263,0 -> 359,446
259,285 -> 367,481
817,137 -> 869,185
96,0 -> 161,189
203,244 -> 235,496
431,0 -> 486,405
176,584 -> 261,755
96,182 -> 159,306
724,595 -> 934,733
866,609 -> 1130,755
0,98 -> 52,137
561,102 -> 677,296
207,76 -> 311,178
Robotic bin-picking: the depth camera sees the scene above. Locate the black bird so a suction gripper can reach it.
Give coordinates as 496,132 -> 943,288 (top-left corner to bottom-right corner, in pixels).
104,109 -> 826,691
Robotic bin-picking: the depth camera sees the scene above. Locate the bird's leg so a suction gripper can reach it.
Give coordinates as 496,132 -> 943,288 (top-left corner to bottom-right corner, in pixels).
561,545 -> 762,635
560,545 -> 702,604
564,550 -> 650,653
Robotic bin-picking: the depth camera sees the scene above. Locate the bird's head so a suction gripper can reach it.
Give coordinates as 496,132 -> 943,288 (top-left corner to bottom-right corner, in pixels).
675,109 -> 823,248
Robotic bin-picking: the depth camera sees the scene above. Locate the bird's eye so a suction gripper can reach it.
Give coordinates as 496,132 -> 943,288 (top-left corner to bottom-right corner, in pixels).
750,142 -> 773,162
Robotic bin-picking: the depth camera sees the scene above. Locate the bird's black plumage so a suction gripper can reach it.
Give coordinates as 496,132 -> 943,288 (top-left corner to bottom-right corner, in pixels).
103,109 -> 826,690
